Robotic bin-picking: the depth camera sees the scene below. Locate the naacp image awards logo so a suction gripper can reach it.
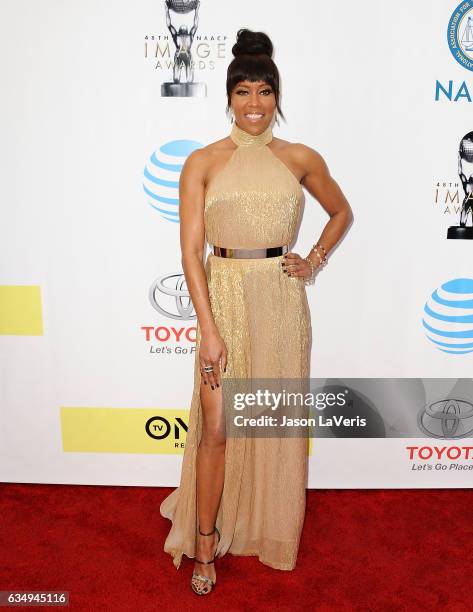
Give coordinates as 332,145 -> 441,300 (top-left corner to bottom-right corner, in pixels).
448,0 -> 473,71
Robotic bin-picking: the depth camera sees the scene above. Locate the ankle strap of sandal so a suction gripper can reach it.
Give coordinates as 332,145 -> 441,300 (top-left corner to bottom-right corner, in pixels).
195,557 -> 215,565
198,526 -> 216,536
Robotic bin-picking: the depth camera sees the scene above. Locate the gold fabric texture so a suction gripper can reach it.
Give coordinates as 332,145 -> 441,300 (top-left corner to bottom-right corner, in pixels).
159,121 -> 312,571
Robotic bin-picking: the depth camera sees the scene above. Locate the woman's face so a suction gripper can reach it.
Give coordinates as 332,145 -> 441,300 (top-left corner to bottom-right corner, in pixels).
230,80 -> 276,133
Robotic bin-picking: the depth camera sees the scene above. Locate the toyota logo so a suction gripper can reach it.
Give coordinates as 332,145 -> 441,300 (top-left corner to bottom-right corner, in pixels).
418,398 -> 473,439
149,272 -> 196,320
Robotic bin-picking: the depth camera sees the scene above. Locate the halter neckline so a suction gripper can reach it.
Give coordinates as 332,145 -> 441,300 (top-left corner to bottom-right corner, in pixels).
230,121 -> 273,147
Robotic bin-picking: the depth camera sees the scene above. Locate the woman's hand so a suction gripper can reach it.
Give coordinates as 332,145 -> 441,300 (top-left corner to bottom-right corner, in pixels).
281,252 -> 317,280
199,328 -> 228,390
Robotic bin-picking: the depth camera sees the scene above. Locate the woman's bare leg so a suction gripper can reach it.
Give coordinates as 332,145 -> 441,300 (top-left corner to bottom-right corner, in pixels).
192,380 -> 225,587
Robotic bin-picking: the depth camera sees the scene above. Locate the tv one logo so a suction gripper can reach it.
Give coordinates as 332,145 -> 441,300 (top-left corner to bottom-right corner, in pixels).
146,415 -> 188,448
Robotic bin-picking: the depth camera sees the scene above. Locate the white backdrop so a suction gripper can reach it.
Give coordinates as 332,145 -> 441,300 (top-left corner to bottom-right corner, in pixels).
1,0 -> 473,488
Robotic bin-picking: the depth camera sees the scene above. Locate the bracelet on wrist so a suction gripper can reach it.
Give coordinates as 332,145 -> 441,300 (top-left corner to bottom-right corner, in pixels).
315,243 -> 327,257
304,243 -> 328,285
309,242 -> 328,266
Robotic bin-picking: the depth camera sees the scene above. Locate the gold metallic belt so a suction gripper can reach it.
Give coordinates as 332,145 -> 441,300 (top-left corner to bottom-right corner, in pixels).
212,244 -> 289,259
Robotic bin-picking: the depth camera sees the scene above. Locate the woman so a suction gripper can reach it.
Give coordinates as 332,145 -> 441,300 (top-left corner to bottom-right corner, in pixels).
160,28 -> 353,595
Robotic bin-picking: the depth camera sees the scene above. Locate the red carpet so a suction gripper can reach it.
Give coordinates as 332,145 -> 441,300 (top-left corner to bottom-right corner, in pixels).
1,484 -> 472,611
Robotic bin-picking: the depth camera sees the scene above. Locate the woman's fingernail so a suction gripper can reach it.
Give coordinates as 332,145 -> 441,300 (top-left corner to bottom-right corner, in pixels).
211,385 -> 215,390
204,380 -> 207,384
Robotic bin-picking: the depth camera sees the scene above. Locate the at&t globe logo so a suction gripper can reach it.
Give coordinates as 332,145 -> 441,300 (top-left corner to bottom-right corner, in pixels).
422,278 -> 473,355
143,138 -> 202,223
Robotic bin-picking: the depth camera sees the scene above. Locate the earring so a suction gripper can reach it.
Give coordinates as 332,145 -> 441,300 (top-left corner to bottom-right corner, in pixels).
226,106 -> 234,123
275,112 -> 280,127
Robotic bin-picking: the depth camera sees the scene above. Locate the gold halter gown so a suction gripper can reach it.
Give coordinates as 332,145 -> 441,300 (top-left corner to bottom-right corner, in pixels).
160,121 -> 312,571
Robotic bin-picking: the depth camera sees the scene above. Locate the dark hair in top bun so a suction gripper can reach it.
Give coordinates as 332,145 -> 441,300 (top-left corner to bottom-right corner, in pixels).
226,28 -> 284,120
232,28 -> 273,58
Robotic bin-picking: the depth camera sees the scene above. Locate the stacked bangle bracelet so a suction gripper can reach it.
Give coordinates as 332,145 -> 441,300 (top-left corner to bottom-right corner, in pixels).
303,242 -> 328,285
311,243 -> 328,266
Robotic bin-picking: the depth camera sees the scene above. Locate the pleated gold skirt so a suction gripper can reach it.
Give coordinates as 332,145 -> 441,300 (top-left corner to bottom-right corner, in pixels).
160,252 -> 312,570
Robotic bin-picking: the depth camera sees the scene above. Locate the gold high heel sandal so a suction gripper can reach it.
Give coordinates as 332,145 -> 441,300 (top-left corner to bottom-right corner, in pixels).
191,526 -> 221,596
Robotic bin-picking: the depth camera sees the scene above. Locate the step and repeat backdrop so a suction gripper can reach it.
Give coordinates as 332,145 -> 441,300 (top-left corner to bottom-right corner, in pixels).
1,0 -> 473,488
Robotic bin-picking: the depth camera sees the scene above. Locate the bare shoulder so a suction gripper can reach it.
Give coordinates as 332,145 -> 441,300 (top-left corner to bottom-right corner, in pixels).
182,136 -> 234,178
281,140 -> 327,169
202,136 -> 235,160
271,137 -> 328,181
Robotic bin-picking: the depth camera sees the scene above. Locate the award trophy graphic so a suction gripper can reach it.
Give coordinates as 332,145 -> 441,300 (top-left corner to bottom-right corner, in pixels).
447,132 -> 473,239
162,0 -> 206,97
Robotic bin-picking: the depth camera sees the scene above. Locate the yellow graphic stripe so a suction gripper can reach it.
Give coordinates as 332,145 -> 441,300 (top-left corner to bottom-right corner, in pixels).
60,407 -> 313,456
0,285 -> 43,335
60,408 -> 189,454
61,407 -> 313,455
